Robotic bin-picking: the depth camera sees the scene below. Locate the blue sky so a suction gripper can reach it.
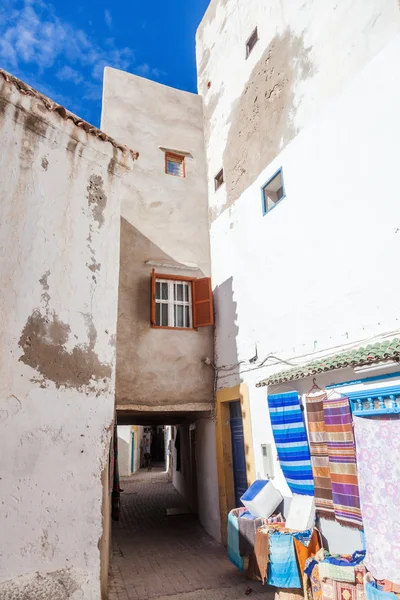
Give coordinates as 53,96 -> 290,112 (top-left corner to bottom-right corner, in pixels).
0,0 -> 210,126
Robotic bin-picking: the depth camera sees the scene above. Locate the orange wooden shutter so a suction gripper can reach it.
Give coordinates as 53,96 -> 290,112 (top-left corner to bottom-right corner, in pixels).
150,269 -> 156,326
193,277 -> 214,328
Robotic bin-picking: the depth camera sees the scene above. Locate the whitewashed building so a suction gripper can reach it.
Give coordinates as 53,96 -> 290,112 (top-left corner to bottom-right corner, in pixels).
196,0 -> 400,548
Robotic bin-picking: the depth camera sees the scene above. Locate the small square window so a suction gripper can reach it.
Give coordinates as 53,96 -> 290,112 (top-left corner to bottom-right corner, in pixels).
214,168 -> 224,191
246,27 -> 258,58
262,168 -> 286,214
165,152 -> 185,177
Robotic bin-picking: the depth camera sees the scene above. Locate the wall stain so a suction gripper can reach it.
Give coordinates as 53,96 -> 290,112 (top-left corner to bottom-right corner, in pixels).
214,29 -> 315,221
87,175 -> 107,228
87,259 -> 101,273
41,156 -> 49,171
18,309 -> 111,390
0,569 -> 80,599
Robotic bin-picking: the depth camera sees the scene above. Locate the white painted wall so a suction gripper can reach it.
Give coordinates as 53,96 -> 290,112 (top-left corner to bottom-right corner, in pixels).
197,0 -> 400,221
0,75 -> 133,597
118,426 -> 133,477
195,418 -> 221,542
206,24 -> 400,551
211,33 -> 400,389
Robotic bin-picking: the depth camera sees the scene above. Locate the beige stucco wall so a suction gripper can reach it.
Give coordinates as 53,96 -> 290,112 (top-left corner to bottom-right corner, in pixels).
0,72 -> 134,598
101,68 -> 213,413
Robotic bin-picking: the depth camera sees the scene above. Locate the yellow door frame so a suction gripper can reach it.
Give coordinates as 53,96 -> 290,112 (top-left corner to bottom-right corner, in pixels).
215,383 -> 256,544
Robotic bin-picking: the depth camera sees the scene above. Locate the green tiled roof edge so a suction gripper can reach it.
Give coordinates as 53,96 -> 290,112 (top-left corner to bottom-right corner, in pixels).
256,338 -> 400,387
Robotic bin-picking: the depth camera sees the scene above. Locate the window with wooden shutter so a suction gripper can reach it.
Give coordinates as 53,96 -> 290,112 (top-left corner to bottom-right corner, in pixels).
165,152 -> 186,177
193,277 -> 214,328
151,269 -> 156,326
150,273 -> 214,330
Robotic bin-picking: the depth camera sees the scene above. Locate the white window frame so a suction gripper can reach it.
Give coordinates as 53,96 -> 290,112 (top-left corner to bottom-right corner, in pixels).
155,278 -> 193,329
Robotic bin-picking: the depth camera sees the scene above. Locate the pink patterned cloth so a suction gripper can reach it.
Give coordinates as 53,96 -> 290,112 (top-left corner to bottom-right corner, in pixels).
353,416 -> 400,584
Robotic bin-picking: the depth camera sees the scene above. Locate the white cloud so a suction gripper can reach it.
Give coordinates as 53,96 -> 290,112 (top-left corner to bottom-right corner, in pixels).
104,9 -> 112,29
0,0 -> 135,103
136,63 -> 150,76
56,65 -> 83,85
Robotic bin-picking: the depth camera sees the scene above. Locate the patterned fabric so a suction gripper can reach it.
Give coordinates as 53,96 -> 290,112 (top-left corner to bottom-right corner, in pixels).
228,509 -> 245,572
353,417 -> 400,584
320,566 -> 366,600
268,531 -> 302,589
310,564 -> 323,600
305,392 -> 335,520
322,396 -> 363,528
268,392 -> 314,495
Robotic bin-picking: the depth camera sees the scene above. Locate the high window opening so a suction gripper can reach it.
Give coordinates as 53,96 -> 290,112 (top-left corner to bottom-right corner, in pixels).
165,152 -> 186,177
246,27 -> 258,58
262,168 -> 286,214
214,168 -> 224,191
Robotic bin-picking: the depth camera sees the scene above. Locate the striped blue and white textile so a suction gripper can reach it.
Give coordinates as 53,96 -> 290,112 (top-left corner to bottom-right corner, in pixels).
268,391 -> 314,496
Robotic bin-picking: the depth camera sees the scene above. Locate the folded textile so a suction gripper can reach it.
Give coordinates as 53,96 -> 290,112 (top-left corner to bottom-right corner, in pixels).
238,513 -> 265,557
294,529 -> 322,598
323,396 -> 363,528
292,529 -> 313,548
354,417 -> 400,585
294,530 -> 321,573
268,392 -> 314,496
318,562 -> 355,583
268,531 -> 301,589
324,551 -> 366,567
305,392 -> 335,520
254,529 -> 269,584
365,574 -> 398,600
228,509 -> 245,572
310,564 -> 323,600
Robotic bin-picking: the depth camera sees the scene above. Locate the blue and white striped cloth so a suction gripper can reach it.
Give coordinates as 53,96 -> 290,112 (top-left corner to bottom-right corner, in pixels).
268,391 -> 314,496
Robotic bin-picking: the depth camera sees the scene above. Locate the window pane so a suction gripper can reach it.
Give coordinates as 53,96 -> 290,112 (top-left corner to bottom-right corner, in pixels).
161,283 -> 168,300
156,281 -> 161,300
185,305 -> 190,328
167,160 -> 182,176
175,305 -> 184,328
184,285 -> 189,302
175,284 -> 184,301
162,303 -> 168,326
156,303 -> 161,326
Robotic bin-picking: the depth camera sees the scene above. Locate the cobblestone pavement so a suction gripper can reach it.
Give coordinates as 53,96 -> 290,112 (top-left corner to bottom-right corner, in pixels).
108,469 -> 273,600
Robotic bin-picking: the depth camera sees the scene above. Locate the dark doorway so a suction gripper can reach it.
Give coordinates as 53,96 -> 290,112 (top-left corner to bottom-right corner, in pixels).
229,401 -> 247,507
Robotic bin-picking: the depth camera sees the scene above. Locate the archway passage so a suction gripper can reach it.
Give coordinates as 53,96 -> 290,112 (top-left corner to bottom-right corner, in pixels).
108,469 -> 270,600
107,409 -> 271,600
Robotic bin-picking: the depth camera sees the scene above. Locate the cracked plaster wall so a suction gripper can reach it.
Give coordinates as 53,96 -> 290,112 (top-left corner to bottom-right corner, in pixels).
0,77 -> 131,598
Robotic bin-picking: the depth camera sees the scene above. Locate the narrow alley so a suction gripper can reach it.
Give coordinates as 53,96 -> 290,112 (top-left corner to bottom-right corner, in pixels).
108,469 -> 272,600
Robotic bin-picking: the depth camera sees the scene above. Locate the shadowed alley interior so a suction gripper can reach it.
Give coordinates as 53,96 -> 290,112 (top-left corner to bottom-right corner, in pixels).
108,468 -> 271,600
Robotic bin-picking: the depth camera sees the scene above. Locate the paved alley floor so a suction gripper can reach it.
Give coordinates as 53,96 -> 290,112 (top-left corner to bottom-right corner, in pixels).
108,469 -> 273,600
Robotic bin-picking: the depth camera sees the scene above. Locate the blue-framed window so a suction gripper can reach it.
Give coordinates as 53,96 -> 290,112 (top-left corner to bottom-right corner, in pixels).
261,168 -> 286,215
